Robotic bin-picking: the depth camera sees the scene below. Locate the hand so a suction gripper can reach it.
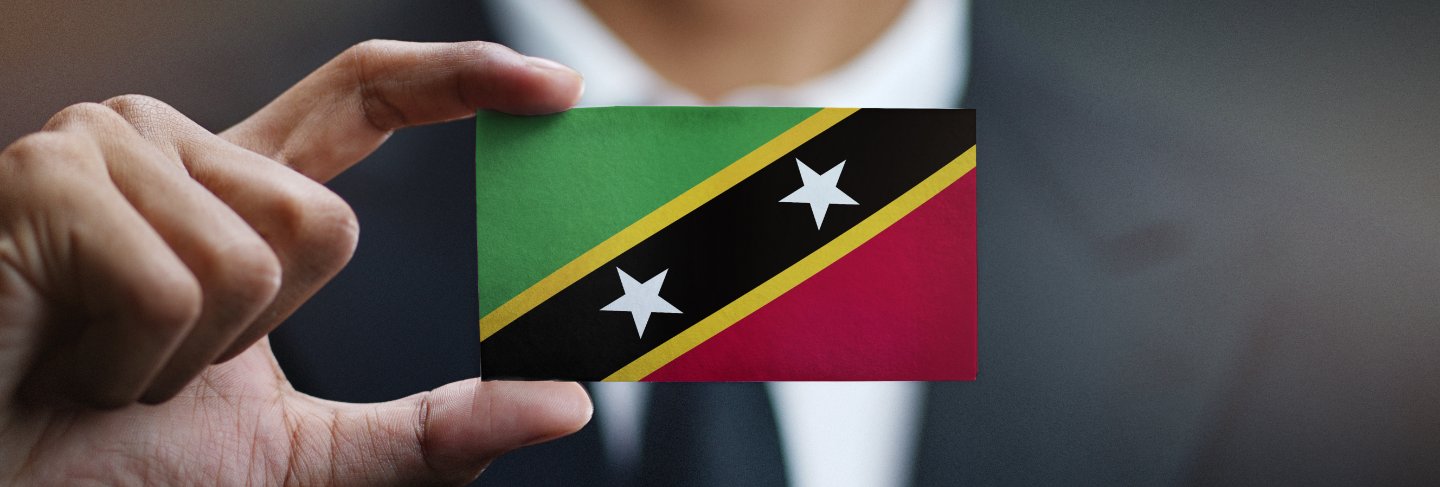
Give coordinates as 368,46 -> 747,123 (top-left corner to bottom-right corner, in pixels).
0,40 -> 590,485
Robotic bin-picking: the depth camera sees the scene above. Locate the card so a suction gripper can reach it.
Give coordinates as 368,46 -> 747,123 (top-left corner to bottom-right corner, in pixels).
476,107 -> 975,381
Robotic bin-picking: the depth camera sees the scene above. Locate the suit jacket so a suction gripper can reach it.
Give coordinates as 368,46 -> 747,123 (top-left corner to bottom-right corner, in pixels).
263,1 -> 1440,485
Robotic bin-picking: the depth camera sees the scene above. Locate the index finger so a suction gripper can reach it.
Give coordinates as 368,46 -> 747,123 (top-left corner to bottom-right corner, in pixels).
221,40 -> 583,182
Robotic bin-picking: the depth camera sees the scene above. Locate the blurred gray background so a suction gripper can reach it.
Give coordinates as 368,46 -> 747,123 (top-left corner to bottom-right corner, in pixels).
4,1 -> 1440,484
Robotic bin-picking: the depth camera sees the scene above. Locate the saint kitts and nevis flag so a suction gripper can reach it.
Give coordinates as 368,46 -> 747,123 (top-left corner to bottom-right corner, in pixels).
475,107 -> 975,382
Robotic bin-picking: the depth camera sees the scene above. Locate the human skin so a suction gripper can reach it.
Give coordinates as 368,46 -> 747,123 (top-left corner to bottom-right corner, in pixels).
581,0 -> 909,101
0,40 -> 591,485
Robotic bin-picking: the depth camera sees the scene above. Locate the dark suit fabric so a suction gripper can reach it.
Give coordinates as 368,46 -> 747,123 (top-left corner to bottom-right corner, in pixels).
924,2 -> 1440,485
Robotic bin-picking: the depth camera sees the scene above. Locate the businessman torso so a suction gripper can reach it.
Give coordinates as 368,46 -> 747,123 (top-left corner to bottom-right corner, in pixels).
269,1 -> 1440,485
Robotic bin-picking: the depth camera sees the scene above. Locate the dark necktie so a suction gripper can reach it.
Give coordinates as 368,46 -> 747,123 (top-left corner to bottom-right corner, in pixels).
634,382 -> 789,487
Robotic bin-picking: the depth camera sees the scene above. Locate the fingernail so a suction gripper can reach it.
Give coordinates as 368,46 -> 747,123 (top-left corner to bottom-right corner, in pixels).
525,55 -> 575,74
526,56 -> 585,106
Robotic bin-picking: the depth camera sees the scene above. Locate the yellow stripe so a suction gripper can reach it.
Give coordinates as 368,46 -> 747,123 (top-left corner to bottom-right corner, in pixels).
605,145 -> 977,381
479,108 -> 860,341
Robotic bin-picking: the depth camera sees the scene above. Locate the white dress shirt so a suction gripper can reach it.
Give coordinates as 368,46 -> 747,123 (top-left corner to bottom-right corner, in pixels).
487,1 -> 969,485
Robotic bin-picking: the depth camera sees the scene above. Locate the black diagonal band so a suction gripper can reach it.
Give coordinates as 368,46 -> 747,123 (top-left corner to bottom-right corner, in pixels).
481,108 -> 976,380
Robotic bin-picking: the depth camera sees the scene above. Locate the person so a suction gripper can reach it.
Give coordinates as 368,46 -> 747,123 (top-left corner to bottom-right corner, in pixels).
0,40 -> 592,485
5,1 -> 1440,486
1,1 -> 960,484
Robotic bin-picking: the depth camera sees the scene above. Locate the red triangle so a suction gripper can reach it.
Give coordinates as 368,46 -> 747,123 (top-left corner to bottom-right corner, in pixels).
644,171 -> 976,381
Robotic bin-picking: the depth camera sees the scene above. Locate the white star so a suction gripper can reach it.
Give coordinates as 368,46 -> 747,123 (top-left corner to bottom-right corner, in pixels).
780,158 -> 858,229
600,268 -> 681,338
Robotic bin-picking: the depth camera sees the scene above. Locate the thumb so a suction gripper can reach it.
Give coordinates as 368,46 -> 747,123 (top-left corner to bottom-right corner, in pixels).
305,380 -> 592,486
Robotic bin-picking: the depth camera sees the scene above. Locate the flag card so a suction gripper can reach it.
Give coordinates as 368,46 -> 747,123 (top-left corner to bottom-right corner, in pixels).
476,107 -> 975,381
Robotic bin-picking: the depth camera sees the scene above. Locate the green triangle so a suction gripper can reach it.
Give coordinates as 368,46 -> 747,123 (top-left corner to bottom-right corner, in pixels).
475,106 -> 820,318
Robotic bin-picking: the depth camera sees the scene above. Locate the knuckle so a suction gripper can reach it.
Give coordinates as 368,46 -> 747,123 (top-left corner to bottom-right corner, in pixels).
4,131 -> 92,161
0,133 -> 104,218
131,270 -> 204,334
272,184 -> 360,273
451,40 -> 503,60
53,102 -> 117,122
342,39 -> 411,131
345,39 -> 402,61
342,39 -> 407,77
1,131 -> 101,174
101,94 -> 166,115
205,238 -> 283,308
44,102 -> 127,132
101,95 -> 184,135
197,233 -> 283,309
